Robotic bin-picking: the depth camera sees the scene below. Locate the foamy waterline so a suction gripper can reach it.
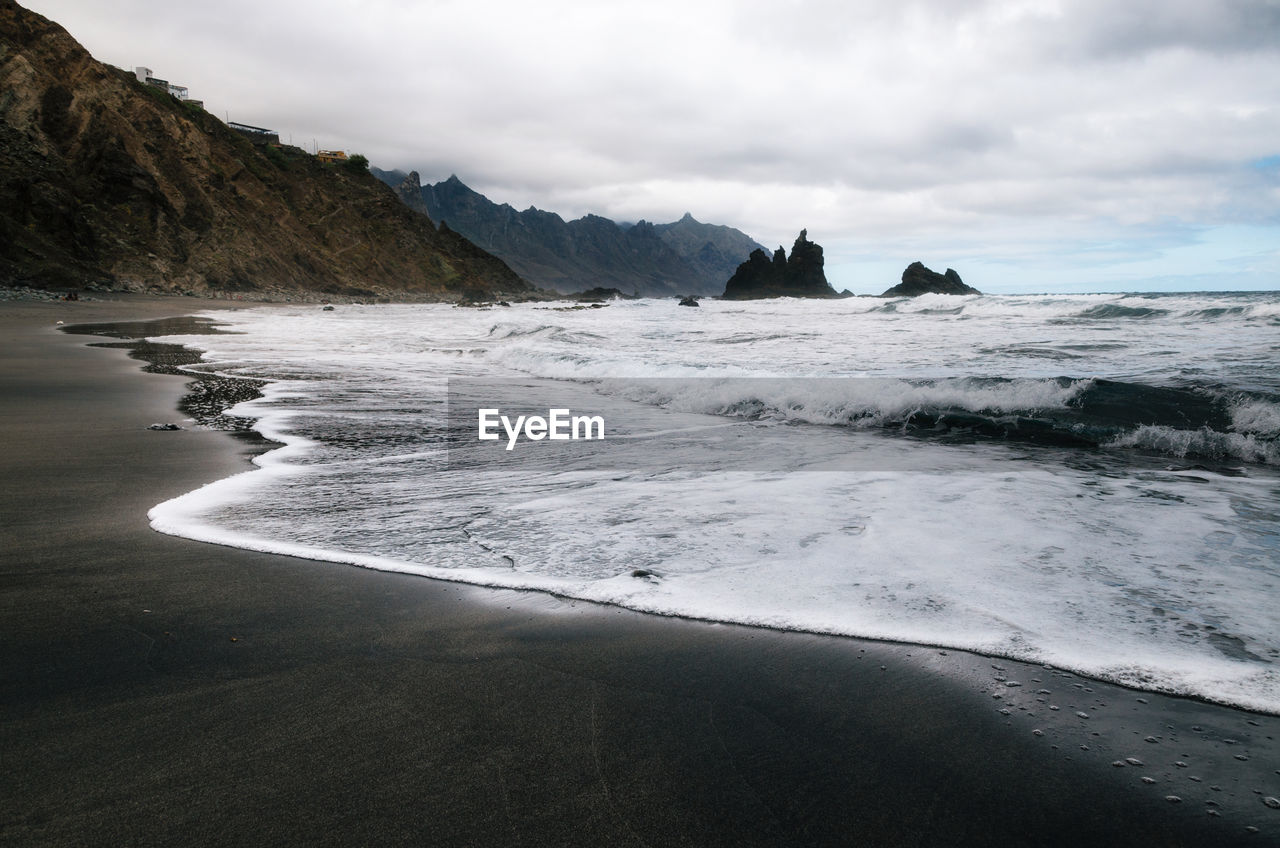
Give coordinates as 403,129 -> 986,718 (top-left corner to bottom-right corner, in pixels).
148,456 -> 1280,715
141,296 -> 1280,714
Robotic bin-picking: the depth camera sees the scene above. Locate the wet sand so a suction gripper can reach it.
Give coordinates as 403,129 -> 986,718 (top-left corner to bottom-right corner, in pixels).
2,295 -> 1278,846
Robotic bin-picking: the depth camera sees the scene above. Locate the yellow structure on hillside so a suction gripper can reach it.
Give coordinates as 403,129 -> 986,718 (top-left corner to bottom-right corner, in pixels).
316,150 -> 348,164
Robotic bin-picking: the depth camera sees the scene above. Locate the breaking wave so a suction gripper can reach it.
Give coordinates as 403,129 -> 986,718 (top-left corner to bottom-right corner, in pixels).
591,376 -> 1280,462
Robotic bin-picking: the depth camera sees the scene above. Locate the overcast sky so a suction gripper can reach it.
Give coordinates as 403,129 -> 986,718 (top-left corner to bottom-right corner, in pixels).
27,0 -> 1280,293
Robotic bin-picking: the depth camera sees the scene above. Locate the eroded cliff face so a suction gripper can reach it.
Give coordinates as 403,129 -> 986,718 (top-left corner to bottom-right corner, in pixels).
0,1 -> 535,299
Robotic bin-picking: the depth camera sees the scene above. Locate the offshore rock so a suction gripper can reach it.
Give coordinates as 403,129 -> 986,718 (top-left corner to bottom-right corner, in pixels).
881,262 -> 981,297
574,287 -> 635,303
721,230 -> 840,300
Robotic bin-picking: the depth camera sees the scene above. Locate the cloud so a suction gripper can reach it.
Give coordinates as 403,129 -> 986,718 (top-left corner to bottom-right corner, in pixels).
1047,0 -> 1280,58
21,0 -> 1280,291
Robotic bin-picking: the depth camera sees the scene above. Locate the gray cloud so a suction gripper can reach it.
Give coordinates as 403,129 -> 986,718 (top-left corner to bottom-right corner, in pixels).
1051,0 -> 1280,57
23,0 -> 1280,291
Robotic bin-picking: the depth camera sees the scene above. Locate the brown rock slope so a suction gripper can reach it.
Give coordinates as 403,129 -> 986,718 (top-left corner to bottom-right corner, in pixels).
0,0 -> 536,300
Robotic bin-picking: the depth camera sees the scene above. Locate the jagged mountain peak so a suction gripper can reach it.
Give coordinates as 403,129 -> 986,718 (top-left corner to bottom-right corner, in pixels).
393,175 -> 766,296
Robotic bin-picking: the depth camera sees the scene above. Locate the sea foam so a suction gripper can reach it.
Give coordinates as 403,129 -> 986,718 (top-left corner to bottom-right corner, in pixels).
142,294 -> 1280,713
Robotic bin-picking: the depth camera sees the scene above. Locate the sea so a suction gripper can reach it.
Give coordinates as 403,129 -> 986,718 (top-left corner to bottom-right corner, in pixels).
145,291 -> 1280,713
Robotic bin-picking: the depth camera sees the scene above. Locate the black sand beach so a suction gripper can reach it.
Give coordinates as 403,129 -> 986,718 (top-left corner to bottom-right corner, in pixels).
2,296 -> 1278,846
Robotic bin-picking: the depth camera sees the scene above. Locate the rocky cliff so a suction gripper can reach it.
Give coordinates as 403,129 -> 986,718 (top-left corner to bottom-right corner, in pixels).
648,212 -> 766,289
721,230 -> 843,300
0,1 -> 535,300
374,171 -> 764,297
881,262 -> 980,297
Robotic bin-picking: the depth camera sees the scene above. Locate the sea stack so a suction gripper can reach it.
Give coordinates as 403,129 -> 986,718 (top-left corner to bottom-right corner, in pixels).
881,262 -> 981,297
721,230 -> 841,299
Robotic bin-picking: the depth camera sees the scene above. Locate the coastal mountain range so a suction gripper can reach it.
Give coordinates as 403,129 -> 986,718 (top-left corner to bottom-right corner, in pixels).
0,0 -> 972,303
0,1 -> 534,300
374,170 -> 765,297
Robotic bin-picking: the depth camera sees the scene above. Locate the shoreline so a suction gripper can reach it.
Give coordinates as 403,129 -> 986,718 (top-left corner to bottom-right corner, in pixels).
94,307 -> 1280,719
3,295 -> 1278,846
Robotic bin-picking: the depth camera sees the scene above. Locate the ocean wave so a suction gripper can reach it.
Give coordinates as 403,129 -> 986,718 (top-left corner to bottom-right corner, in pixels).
131,302 -> 1280,715
1231,398 -> 1280,438
975,345 -> 1085,360
1107,426 -> 1278,464
487,321 -> 626,346
1073,304 -> 1171,320
599,375 -> 1082,426
907,293 -> 1280,325
708,332 -> 803,345
1189,306 -> 1249,319
589,376 -> 1279,462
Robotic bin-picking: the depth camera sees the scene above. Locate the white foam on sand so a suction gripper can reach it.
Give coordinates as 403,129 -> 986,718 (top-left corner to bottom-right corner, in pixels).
143,298 -> 1280,714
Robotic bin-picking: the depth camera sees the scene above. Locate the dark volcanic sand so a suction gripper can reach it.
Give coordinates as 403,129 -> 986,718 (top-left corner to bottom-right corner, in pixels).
2,296 -> 1278,847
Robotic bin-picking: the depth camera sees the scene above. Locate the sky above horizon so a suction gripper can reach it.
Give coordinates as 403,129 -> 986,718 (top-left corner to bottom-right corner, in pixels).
27,0 -> 1280,293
